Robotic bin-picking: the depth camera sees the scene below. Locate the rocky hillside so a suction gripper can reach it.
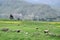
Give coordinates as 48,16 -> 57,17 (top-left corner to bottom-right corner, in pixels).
0,0 -> 60,21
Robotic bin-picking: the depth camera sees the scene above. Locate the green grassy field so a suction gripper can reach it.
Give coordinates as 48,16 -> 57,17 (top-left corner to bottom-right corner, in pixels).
0,21 -> 60,40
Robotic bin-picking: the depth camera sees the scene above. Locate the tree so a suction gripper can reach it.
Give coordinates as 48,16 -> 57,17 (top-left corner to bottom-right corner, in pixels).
9,14 -> 14,20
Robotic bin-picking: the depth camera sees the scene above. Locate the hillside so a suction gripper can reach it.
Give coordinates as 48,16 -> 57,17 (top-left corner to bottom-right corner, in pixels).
0,0 -> 59,21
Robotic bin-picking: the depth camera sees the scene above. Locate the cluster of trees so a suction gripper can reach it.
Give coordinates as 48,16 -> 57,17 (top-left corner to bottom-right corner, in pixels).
9,14 -> 20,20
9,14 -> 60,21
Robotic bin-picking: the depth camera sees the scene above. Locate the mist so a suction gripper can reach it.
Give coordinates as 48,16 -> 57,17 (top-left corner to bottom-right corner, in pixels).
25,0 -> 60,6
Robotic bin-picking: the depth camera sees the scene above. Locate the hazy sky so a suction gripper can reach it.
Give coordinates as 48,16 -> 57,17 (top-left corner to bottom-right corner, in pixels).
0,0 -> 60,7
25,0 -> 60,6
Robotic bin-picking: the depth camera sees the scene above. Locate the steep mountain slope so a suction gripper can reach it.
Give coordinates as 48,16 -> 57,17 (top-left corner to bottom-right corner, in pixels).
0,0 -> 59,21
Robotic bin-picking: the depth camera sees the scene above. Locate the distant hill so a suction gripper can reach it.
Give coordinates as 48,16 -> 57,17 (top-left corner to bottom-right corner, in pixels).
0,0 -> 60,21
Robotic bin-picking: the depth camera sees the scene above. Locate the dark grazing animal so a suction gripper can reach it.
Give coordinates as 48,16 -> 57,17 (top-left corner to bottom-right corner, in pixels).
15,29 -> 21,33
1,28 -> 9,32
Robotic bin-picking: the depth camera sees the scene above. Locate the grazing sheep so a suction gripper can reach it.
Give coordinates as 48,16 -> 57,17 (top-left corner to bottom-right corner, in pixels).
56,34 -> 60,37
48,33 -> 56,37
44,30 -> 49,33
44,30 -> 58,37
1,28 -> 9,32
25,32 -> 28,35
15,29 -> 21,33
36,27 -> 39,30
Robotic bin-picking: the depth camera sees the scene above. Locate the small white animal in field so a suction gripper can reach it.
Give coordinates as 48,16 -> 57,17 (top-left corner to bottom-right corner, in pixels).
44,30 -> 49,33
25,32 -> 28,35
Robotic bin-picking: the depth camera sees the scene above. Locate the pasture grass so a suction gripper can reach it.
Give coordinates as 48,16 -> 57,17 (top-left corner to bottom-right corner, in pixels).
0,21 -> 60,40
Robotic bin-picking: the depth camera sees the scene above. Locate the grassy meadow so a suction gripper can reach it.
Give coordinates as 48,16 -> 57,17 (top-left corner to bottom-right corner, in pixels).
0,20 -> 60,40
